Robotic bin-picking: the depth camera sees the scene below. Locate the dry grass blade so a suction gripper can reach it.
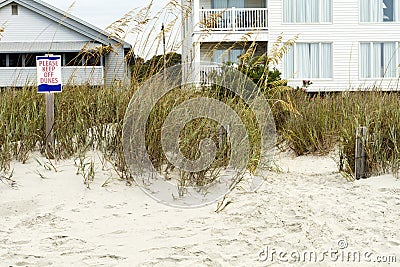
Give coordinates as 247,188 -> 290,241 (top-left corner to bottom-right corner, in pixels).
0,22 -> 5,40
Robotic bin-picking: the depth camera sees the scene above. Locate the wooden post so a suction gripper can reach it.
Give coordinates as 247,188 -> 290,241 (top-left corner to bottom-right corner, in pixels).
355,126 -> 368,179
46,93 -> 55,159
162,23 -> 167,78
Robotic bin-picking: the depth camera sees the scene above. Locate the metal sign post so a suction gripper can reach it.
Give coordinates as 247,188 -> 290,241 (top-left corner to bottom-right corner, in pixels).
36,54 -> 62,159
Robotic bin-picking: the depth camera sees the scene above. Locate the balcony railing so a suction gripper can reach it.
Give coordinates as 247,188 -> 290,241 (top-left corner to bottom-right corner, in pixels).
200,65 -> 223,85
200,8 -> 268,31
62,66 -> 104,85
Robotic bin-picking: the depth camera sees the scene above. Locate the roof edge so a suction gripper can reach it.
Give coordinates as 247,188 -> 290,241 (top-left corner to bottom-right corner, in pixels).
0,0 -> 132,49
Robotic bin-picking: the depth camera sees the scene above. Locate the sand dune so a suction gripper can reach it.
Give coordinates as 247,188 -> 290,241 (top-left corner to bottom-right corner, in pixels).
1,151 -> 399,266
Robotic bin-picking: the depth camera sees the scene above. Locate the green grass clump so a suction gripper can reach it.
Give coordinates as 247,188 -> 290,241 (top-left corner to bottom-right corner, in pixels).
0,85 -> 132,178
0,87 -> 44,168
143,84 -> 263,187
279,90 -> 400,178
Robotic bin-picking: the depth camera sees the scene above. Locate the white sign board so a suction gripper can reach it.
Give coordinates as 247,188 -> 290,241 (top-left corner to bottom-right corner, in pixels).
36,55 -> 62,93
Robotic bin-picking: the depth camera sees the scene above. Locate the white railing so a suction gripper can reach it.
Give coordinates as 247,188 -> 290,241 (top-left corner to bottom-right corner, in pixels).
0,66 -> 104,87
200,8 -> 268,31
62,66 -> 104,86
200,65 -> 223,85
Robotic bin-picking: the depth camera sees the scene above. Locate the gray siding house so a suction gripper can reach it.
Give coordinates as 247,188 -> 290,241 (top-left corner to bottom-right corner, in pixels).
0,0 -> 132,87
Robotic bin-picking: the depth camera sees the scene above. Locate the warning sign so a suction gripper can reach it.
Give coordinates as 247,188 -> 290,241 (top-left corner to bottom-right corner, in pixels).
36,55 -> 62,93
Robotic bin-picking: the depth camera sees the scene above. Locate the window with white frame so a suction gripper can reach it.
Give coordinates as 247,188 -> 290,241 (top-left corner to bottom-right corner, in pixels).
360,0 -> 398,22
11,4 -> 18,15
212,48 -> 244,63
283,0 -> 332,23
212,0 -> 245,8
360,42 -> 397,78
284,43 -> 333,79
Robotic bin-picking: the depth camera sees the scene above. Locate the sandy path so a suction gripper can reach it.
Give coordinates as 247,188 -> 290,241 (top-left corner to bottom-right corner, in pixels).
0,151 -> 399,266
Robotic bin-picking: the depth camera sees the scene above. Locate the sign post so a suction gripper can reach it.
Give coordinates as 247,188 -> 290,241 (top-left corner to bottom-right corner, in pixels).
36,55 -> 62,159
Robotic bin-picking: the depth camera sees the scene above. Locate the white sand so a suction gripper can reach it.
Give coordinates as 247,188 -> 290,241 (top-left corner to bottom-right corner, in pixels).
1,150 -> 399,266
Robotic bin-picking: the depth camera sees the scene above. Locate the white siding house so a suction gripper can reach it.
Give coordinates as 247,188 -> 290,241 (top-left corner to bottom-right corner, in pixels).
182,0 -> 400,91
0,0 -> 132,88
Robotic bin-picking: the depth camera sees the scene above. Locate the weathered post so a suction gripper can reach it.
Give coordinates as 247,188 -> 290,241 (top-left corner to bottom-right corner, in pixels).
355,126 -> 368,179
45,93 -> 55,159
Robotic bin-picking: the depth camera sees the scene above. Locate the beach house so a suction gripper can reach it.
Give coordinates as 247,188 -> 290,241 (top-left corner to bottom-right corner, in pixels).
182,0 -> 400,91
0,0 -> 132,88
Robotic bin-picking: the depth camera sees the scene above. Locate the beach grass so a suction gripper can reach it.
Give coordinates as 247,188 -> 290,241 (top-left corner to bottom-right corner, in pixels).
280,90 -> 400,179
1,1 -> 400,185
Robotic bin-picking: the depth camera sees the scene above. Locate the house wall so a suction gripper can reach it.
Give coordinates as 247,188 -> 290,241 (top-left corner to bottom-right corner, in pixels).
104,46 -> 130,87
268,0 -> 400,91
199,0 -> 266,8
0,3 -> 90,42
186,0 -> 400,91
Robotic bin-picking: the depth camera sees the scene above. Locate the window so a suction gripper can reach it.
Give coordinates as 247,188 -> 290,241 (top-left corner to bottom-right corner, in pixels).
64,52 -> 83,66
283,0 -> 332,23
8,53 -> 22,67
212,47 -> 244,63
24,53 -> 41,67
360,42 -> 397,78
11,4 -> 18,15
0,54 -> 6,67
360,0 -> 398,22
83,52 -> 102,66
284,43 -> 333,79
212,0 -> 245,8
0,53 -> 55,67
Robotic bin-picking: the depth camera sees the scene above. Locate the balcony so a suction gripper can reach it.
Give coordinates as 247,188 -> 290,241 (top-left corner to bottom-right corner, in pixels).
200,64 -> 223,85
200,7 -> 268,31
